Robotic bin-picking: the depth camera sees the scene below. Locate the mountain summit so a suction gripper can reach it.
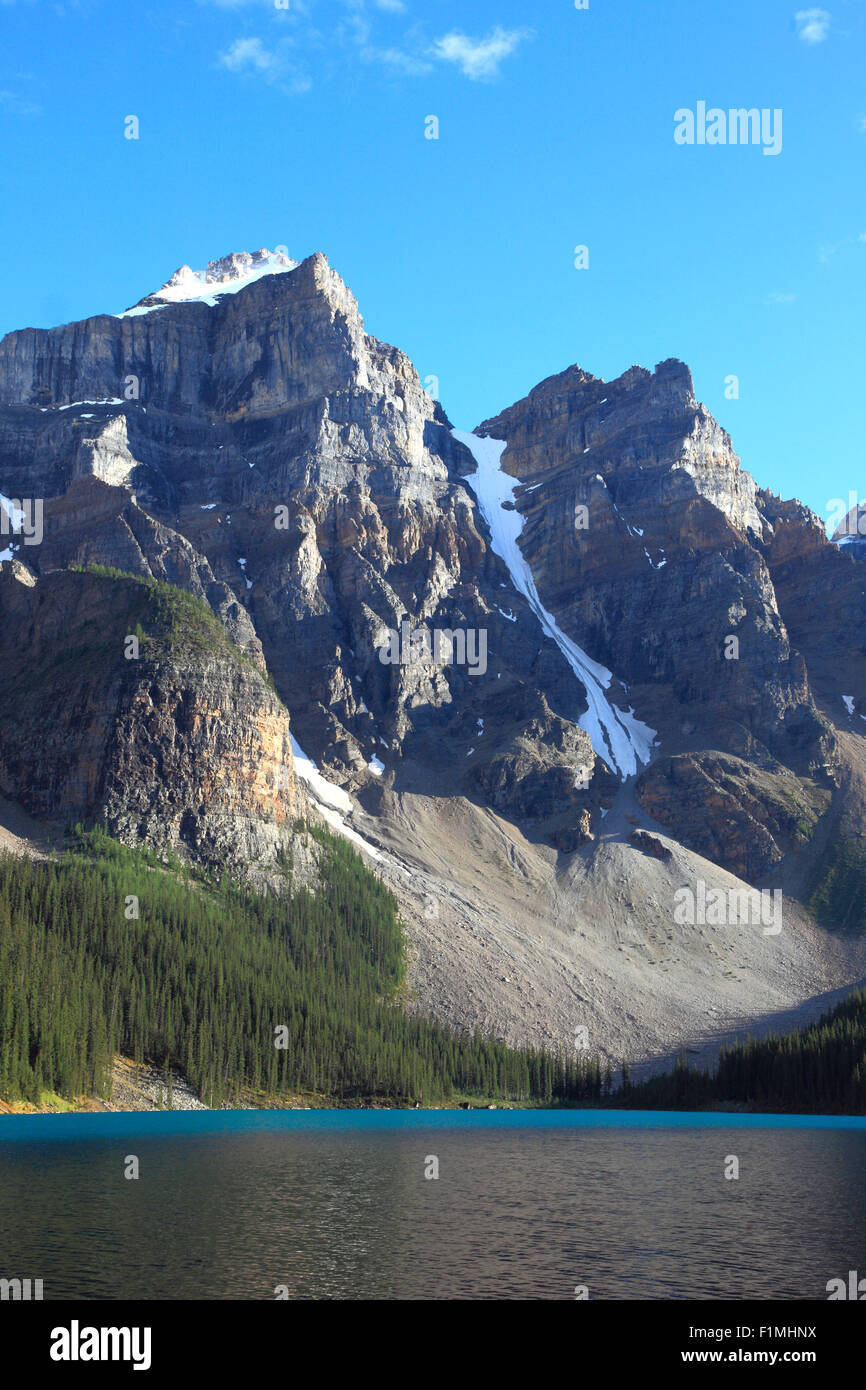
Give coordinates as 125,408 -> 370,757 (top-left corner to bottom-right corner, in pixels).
121,247 -> 298,316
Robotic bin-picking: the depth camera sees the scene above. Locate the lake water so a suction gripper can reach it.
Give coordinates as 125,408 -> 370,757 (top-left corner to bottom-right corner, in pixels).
1,1110 -> 864,1300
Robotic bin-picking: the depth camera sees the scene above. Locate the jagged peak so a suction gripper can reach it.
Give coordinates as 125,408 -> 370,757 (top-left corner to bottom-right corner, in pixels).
119,247 -> 299,318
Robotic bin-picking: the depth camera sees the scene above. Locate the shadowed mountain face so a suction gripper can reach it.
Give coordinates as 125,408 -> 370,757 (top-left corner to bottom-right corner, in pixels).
2,249 -> 866,1061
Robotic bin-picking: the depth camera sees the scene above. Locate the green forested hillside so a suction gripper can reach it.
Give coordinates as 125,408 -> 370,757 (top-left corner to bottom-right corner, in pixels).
624,989 -> 866,1114
4,824 -> 864,1113
0,827 -> 605,1108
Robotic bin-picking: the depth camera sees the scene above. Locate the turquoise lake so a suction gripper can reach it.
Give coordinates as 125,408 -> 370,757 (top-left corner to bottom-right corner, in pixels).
1,1110 -> 863,1299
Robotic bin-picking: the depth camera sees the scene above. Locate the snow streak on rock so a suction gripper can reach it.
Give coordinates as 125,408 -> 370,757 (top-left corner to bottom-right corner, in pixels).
453,429 -> 657,779
289,735 -> 381,860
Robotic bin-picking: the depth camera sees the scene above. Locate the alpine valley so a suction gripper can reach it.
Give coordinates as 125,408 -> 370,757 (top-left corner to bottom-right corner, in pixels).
2,247 -> 866,1109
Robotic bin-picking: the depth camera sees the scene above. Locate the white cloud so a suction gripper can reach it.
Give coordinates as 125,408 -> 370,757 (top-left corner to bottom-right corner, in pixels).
0,88 -> 41,114
795,8 -> 831,43
218,36 -> 311,91
431,26 -> 531,81
219,37 -> 281,72
764,291 -> 797,305
374,0 -> 406,11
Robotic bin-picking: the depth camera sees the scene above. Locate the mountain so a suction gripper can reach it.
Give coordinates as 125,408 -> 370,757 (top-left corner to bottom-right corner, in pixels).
2,248 -> 865,1074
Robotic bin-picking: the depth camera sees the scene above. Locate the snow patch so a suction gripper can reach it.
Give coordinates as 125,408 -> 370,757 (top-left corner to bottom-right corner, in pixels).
290,735 -> 352,815
40,398 -> 124,411
118,249 -> 298,317
454,428 -> 656,779
289,734 -> 381,861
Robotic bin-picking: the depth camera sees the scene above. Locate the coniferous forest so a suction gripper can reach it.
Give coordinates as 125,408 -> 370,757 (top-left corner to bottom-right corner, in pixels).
0,826 -> 606,1108
623,990 -> 866,1114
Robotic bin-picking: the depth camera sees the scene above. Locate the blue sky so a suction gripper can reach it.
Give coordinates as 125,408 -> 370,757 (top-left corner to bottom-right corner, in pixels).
1,0 -> 864,525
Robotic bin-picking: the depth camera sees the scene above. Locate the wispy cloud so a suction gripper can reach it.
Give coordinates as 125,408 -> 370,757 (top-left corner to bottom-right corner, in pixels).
430,26 -> 531,81
218,36 -> 311,91
215,7 -> 532,90
795,8 -> 831,43
819,232 -> 866,262
361,44 -> 432,76
340,0 -> 407,14
764,291 -> 797,305
200,0 -> 307,8
0,88 -> 41,115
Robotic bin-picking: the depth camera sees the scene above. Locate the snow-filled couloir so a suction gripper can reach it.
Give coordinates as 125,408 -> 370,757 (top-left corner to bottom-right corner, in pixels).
453,429 -> 657,780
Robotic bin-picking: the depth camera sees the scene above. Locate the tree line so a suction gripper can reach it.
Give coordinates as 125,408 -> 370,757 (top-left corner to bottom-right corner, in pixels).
623,990 -> 866,1114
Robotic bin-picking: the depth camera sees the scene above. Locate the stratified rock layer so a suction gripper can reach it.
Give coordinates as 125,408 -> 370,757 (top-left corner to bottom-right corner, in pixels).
0,566 -> 304,872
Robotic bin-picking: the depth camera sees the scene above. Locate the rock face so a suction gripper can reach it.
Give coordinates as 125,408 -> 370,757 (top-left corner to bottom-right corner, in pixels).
3,247 -> 866,1069
759,491 -> 866,714
476,360 -> 834,779
0,251 -> 606,852
0,565 -> 304,873
628,829 -> 672,863
636,751 -> 830,880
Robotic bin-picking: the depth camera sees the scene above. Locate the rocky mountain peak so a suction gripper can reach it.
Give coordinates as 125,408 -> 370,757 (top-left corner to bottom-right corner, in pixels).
121,247 -> 299,315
